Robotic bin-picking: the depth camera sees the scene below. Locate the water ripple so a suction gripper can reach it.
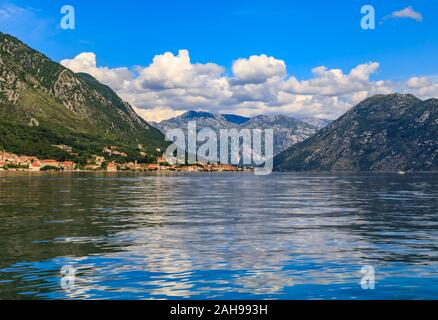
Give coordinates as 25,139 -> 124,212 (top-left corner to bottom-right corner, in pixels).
0,172 -> 437,299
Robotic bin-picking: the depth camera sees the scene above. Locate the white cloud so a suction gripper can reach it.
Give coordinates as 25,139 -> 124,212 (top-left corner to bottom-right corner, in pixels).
60,52 -> 133,90
133,107 -> 185,123
403,76 -> 438,99
138,50 -> 194,90
283,62 -> 387,97
232,54 -> 286,84
386,6 -> 423,22
407,76 -> 430,88
60,50 -> 438,122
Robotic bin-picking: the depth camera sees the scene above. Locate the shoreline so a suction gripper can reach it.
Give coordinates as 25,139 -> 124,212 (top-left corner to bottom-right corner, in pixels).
1,170 -> 437,176
0,166 -> 254,174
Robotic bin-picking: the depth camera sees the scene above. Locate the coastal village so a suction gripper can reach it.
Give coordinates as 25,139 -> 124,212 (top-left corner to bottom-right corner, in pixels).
0,147 -> 249,173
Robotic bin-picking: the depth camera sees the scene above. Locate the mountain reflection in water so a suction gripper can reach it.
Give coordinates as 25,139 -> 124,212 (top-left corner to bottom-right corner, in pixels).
0,172 -> 437,299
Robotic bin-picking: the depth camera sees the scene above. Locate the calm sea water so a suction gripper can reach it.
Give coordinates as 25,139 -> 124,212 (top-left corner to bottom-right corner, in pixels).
0,172 -> 437,300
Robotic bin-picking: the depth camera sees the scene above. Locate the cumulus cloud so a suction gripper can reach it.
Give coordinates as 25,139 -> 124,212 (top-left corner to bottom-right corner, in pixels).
404,76 -> 438,98
60,49 -> 438,122
133,106 -> 185,123
385,6 -> 423,22
135,49 -> 227,96
407,76 -> 430,88
232,54 -> 287,84
283,62 -> 387,97
60,52 -> 133,90
138,50 -> 194,90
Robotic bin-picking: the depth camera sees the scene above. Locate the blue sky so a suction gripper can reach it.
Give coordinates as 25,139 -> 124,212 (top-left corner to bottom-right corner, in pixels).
1,0 -> 437,121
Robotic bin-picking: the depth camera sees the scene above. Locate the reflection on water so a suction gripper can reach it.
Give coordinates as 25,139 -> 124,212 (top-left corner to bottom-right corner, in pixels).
0,172 -> 437,299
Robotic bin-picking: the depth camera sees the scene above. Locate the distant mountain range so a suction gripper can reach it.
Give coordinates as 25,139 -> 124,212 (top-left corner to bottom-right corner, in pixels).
152,111 -> 330,155
2,33 -> 435,172
274,94 -> 438,172
0,32 -> 166,161
298,117 -> 332,129
221,114 -> 251,125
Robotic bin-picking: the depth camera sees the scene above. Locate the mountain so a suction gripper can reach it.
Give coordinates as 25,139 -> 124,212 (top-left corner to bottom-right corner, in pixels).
222,114 -> 250,125
299,117 -> 332,129
153,111 -> 238,135
274,94 -> 438,172
242,115 -> 317,154
0,32 -> 166,161
153,111 -> 318,155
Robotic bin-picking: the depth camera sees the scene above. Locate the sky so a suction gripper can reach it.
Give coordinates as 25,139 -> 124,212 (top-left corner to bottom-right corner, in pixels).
1,0 -> 438,121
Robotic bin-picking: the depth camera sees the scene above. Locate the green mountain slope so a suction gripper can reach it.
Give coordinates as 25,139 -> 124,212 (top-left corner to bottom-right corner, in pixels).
274,94 -> 438,172
0,32 -> 166,161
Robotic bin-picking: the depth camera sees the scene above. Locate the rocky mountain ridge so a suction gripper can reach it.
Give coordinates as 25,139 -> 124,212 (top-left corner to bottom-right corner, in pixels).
0,32 -> 166,161
274,94 -> 438,172
152,111 -> 329,155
